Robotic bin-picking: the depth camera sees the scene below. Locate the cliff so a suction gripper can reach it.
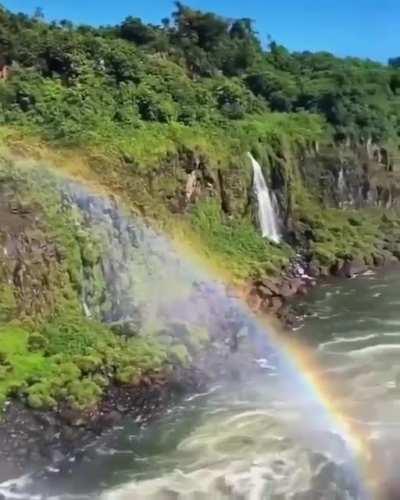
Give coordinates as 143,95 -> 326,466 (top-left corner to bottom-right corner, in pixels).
0,2 -> 400,481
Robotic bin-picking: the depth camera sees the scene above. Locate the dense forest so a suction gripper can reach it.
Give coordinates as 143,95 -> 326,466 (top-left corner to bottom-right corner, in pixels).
0,2 -> 399,149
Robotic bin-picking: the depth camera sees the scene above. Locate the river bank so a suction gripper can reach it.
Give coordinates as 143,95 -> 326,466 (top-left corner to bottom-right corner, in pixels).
6,265 -> 400,499
0,251 -> 397,489
0,368 -> 208,484
1,145 -> 400,492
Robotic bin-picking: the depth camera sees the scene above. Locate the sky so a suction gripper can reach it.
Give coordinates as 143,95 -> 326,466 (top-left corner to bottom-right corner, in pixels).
2,0 -> 399,63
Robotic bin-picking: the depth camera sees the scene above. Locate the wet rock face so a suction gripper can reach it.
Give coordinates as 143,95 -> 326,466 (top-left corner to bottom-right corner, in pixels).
333,258 -> 367,278
300,147 -> 400,211
245,271 -> 315,325
0,183 -> 65,321
0,373 -> 194,482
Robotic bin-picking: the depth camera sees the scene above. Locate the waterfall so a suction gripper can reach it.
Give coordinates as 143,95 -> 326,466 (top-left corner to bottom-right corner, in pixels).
248,153 -> 280,243
59,180 -> 244,336
338,167 -> 346,194
338,167 -> 346,208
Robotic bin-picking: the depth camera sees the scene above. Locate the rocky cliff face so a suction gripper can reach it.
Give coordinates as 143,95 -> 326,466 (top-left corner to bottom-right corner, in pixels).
300,145 -> 400,211
2,141 -> 400,322
132,143 -> 400,232
0,170 -> 73,324
1,141 -> 400,482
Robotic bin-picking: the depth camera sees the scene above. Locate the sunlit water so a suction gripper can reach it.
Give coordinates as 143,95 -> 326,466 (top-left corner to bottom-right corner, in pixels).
248,153 -> 280,243
1,164 -> 399,499
4,268 -> 400,499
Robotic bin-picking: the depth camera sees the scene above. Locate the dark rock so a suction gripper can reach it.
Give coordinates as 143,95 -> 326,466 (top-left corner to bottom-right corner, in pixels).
257,285 -> 274,298
307,260 -> 321,277
246,290 -> 263,311
297,285 -> 309,295
97,410 -> 122,428
259,279 -> 281,296
373,254 -> 386,267
379,478 -> 400,500
280,279 -> 302,298
50,449 -> 66,464
335,259 -> 367,278
269,296 -> 283,313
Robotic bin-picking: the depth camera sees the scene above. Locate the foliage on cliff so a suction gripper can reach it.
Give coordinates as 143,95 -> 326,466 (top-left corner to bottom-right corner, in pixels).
1,2 -> 400,416
0,2 -> 399,150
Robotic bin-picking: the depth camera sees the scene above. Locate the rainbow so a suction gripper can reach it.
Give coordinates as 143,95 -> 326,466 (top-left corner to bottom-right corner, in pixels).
6,154 -> 381,499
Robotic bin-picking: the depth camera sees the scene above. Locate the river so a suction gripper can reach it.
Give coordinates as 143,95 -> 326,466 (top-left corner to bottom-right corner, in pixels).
3,268 -> 400,499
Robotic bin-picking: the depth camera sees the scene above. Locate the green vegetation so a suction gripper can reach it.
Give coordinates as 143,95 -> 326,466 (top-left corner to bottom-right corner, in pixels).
0,160 -> 205,412
0,312 -> 197,411
0,2 -> 400,416
190,200 -> 292,278
0,3 -> 399,154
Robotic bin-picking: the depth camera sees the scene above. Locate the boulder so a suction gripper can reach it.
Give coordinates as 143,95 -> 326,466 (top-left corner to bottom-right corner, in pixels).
269,296 -> 283,313
257,278 -> 281,296
307,260 -> 321,277
334,258 -> 367,278
257,285 -> 274,298
342,259 -> 367,278
373,253 -> 385,267
280,279 -> 302,298
246,291 -> 263,312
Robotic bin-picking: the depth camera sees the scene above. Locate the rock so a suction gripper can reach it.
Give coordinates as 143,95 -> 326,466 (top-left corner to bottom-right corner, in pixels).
99,410 -> 122,427
246,291 -> 263,311
379,478 -> 400,500
297,285 -> 309,295
109,320 -> 138,336
269,296 -> 283,313
278,306 -> 298,328
307,260 -> 321,277
280,279 -> 302,298
290,277 -> 303,294
50,448 -> 66,464
319,266 -> 330,277
334,258 -> 367,278
257,285 -> 274,298
260,279 -> 281,296
373,253 -> 386,266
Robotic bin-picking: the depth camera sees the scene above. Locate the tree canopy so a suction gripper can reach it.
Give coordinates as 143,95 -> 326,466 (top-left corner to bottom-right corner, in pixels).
0,2 -> 399,145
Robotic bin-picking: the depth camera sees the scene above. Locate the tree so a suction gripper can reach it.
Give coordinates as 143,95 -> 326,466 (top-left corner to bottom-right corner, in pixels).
120,17 -> 155,45
389,57 -> 400,68
33,7 -> 44,20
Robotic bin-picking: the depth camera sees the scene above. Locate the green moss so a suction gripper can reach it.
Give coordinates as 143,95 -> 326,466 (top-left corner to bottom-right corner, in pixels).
67,378 -> 103,410
0,285 -> 17,323
26,383 -> 57,410
73,354 -> 102,374
27,333 -> 48,352
115,365 -> 141,385
188,326 -> 210,350
0,308 -> 172,411
190,199 -> 292,279
169,344 -> 191,368
0,326 -> 55,409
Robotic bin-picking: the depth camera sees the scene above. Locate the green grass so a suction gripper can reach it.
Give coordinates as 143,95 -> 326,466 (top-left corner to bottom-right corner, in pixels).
0,311 -> 208,412
293,188 -> 400,267
190,199 -> 293,279
0,110 -> 327,172
0,326 -> 55,409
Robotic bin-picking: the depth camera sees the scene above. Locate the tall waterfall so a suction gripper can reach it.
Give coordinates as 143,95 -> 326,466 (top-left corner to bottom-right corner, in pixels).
248,153 -> 280,243
338,167 -> 346,194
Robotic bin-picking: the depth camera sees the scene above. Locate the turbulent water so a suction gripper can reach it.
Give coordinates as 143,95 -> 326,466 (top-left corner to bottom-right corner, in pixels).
92,269 -> 400,500
5,268 -> 400,499
248,153 -> 280,243
1,167 -> 400,499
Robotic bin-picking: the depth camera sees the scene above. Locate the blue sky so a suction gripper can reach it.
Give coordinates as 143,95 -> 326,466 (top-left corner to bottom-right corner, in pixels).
2,0 -> 399,62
